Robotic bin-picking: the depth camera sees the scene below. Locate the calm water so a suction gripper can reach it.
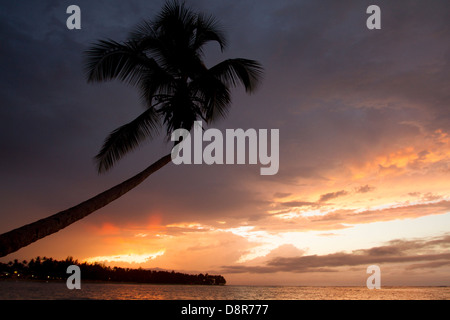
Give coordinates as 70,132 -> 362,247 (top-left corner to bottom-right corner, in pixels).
1,281 -> 449,300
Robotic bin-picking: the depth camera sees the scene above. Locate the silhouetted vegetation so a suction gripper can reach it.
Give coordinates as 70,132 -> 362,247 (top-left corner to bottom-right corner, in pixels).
0,257 -> 226,285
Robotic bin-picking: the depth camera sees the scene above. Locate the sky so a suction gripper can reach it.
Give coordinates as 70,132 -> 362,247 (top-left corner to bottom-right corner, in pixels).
0,0 -> 449,286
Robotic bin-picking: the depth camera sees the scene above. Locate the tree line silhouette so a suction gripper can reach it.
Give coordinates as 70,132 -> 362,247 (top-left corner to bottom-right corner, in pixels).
0,257 -> 226,285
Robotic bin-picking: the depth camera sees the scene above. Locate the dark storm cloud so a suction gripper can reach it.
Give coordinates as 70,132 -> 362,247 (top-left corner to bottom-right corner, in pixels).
245,0 -> 450,182
221,234 -> 450,273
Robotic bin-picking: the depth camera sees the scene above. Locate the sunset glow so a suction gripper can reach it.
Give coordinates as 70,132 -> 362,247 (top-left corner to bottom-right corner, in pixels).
84,251 -> 166,265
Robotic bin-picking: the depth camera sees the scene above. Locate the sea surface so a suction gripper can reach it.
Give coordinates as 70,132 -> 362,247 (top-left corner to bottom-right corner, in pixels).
1,281 -> 449,300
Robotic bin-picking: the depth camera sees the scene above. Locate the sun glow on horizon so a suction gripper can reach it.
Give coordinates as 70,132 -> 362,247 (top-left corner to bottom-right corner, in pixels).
83,250 -> 166,265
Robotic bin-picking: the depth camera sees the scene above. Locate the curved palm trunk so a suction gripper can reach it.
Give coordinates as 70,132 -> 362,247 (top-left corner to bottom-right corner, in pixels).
0,154 -> 172,257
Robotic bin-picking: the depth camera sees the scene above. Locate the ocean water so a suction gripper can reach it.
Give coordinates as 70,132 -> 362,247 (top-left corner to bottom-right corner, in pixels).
0,281 -> 449,300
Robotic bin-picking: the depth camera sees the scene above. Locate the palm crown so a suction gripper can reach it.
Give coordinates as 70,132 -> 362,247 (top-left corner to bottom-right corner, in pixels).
85,0 -> 263,173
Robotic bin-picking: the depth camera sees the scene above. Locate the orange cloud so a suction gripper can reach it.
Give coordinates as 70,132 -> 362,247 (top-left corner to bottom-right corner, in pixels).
221,234 -> 450,274
147,213 -> 164,230
87,222 -> 121,236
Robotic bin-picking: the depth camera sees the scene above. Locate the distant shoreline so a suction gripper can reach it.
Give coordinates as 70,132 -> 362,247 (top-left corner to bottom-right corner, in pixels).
0,257 -> 226,286
0,278 -> 226,286
2,279 -> 448,288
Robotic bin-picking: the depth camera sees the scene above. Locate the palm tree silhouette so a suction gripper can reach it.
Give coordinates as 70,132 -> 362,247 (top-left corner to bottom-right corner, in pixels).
0,0 -> 263,257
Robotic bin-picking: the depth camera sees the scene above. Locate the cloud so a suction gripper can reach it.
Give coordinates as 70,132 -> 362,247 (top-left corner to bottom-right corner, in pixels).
318,190 -> 349,203
269,197 -> 450,233
355,185 -> 376,193
338,200 -> 450,224
273,192 -> 292,199
278,188 -> 362,211
221,234 -> 450,273
84,250 -> 165,265
244,244 -> 306,266
318,233 -> 338,237
421,193 -> 444,202
280,201 -> 315,208
95,223 -> 121,236
408,192 -> 421,197
406,260 -> 450,270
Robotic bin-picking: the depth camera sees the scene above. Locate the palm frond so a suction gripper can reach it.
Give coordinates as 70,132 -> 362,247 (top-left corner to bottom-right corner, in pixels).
158,92 -> 200,136
84,39 -> 147,86
95,107 -> 160,173
128,21 -> 164,62
138,59 -> 176,107
190,75 -> 231,122
209,58 -> 264,93
154,0 -> 196,37
129,20 -> 157,41
193,13 -> 227,53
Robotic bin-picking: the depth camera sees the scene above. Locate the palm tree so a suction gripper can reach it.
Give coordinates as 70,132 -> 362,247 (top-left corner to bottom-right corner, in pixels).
0,0 -> 263,257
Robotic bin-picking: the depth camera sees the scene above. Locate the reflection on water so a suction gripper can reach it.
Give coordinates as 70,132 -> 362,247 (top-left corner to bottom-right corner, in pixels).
0,281 -> 449,300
